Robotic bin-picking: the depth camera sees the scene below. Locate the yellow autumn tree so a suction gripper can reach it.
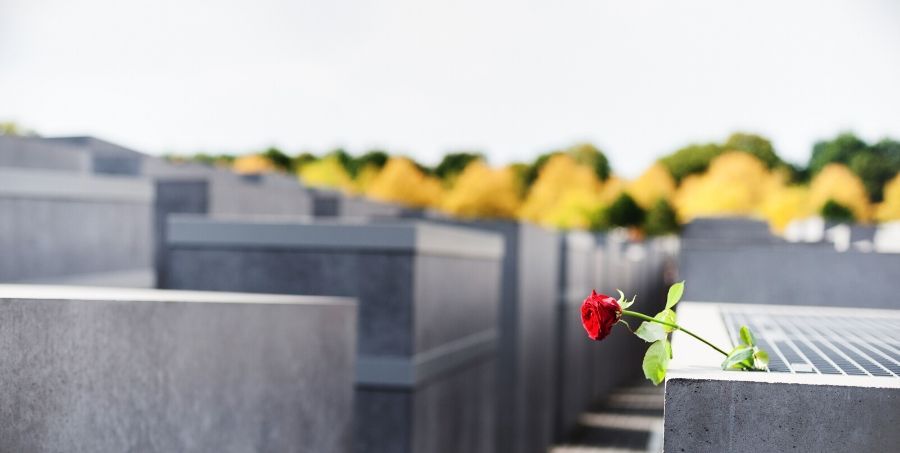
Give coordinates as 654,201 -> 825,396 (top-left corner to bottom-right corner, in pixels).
366,157 -> 444,208
628,163 -> 676,209
875,172 -> 900,221
298,155 -> 354,192
599,176 -> 627,205
442,161 -> 521,219
233,154 -> 276,174
808,163 -> 872,222
519,154 -> 601,229
759,186 -> 811,232
673,151 -> 783,221
351,164 -> 381,194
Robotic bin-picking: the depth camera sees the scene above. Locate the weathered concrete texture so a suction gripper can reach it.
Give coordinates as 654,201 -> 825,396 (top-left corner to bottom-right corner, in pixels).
406,219 -> 559,453
152,171 -> 312,287
555,232 -> 597,439
681,217 -> 780,244
306,187 -> 410,218
0,135 -> 91,172
162,219 -> 503,453
153,180 -> 208,288
147,160 -> 312,218
680,240 -> 900,309
664,378 -> 900,453
166,248 -> 417,356
0,169 -> 154,282
0,285 -> 356,453
45,136 -> 146,176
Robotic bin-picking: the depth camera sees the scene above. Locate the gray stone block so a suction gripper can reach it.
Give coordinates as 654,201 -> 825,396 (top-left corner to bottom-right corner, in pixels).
398,218 -> 560,453
555,231 -> 597,438
0,284 -> 356,453
44,136 -> 145,176
0,136 -> 91,172
161,217 -> 504,453
665,378 -> 899,453
146,160 -> 312,218
151,169 -> 312,287
681,217 -> 780,245
0,168 -> 154,282
665,302 -> 900,453
680,241 -> 900,309
305,188 -> 411,218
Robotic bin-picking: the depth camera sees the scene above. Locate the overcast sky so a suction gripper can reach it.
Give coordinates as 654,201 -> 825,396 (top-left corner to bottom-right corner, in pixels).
2,0 -> 899,177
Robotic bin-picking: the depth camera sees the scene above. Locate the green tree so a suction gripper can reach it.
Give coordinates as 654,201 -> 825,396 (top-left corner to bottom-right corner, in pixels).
820,199 -> 855,223
292,152 -> 317,171
522,143 -> 611,189
328,148 -> 353,174
182,152 -> 235,166
723,132 -> 783,168
0,121 -> 38,136
567,143 -> 611,182
522,152 -> 558,188
643,199 -> 680,236
434,152 -> 483,180
0,122 -> 21,135
808,133 -> 900,201
849,151 -> 893,202
606,192 -> 646,228
354,150 -> 389,173
808,133 -> 868,176
262,147 -> 292,172
658,143 -> 723,183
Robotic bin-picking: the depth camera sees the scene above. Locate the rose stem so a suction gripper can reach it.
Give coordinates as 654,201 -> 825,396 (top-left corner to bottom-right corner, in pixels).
621,310 -> 729,357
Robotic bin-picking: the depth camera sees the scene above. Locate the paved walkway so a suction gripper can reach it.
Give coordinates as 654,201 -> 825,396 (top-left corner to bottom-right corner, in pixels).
550,385 -> 664,453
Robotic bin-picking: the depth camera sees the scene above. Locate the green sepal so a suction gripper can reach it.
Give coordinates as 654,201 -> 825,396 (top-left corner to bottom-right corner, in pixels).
642,339 -> 670,385
666,281 -> 685,310
739,326 -> 756,347
616,289 -> 636,309
721,345 -> 753,370
753,348 -> 769,370
635,321 -> 667,343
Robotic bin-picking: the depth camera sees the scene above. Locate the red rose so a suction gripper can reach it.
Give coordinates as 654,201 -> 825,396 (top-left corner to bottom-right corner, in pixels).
581,290 -> 622,341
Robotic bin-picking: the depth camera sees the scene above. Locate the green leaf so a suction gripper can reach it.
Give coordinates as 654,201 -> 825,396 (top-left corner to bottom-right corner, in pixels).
721,345 -> 753,370
666,281 -> 685,309
635,321 -> 667,343
739,326 -> 756,347
753,348 -> 770,370
654,309 -> 677,333
666,338 -> 673,359
642,340 -> 670,385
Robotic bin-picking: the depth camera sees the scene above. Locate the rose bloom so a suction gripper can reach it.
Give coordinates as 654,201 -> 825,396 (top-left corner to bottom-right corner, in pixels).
581,290 -> 622,341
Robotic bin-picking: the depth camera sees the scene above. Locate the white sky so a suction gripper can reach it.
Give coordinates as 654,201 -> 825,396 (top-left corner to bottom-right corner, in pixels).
1,0 -> 899,177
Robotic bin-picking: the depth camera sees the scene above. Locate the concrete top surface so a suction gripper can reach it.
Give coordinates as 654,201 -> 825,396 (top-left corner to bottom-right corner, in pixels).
669,302 -> 900,389
0,167 -> 153,202
167,215 -> 505,259
0,284 -> 356,307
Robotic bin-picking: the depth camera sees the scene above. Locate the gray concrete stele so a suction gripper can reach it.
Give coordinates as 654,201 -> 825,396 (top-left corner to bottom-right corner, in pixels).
665,302 -> 900,453
0,284 -> 357,453
161,216 -> 504,453
0,168 -> 154,285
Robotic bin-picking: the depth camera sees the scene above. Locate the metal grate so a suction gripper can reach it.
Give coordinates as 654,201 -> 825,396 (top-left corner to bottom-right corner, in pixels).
721,307 -> 900,377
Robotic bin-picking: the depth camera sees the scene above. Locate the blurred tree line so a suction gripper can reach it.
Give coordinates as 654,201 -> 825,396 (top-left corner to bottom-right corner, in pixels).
164,129 -> 900,235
